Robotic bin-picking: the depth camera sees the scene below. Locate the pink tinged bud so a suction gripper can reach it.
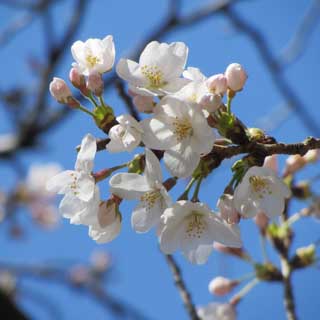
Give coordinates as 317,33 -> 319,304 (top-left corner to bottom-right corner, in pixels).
254,212 -> 269,234
69,67 -> 85,89
208,276 -> 238,296
133,95 -> 154,113
87,72 -> 104,96
213,242 -> 245,258
263,155 -> 278,173
98,200 -> 118,228
206,74 -> 228,95
199,93 -> 221,113
49,77 -> 72,104
303,149 -> 320,163
225,63 -> 247,91
217,194 -> 240,224
284,154 -> 305,176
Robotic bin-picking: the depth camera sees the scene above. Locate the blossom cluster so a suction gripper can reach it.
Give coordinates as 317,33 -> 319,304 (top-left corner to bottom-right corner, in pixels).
47,34 -> 294,268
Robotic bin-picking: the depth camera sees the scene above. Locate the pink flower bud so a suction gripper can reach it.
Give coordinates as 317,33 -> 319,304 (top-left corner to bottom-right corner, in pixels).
284,154 -> 305,176
213,242 -> 245,258
263,155 -> 278,173
225,63 -> 247,92
303,149 -> 320,163
217,194 -> 240,224
199,93 -> 221,113
49,77 -> 72,104
254,212 -> 269,234
208,276 -> 238,296
87,72 -> 104,96
206,74 -> 228,95
133,95 -> 154,113
98,199 -> 118,228
69,67 -> 85,89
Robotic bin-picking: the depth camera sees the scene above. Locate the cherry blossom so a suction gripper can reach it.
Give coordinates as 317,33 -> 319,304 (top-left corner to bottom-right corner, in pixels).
116,41 -> 189,96
106,114 -> 143,153
158,201 -> 242,264
71,35 -> 115,76
234,166 -> 291,218
197,303 -> 236,320
109,149 -> 171,232
141,96 -> 215,178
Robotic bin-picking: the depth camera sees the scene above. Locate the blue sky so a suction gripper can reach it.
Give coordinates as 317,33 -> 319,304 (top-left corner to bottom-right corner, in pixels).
0,0 -> 320,319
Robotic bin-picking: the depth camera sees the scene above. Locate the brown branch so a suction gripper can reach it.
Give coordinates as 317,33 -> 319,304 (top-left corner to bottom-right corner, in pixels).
209,137 -> 320,161
164,255 -> 200,320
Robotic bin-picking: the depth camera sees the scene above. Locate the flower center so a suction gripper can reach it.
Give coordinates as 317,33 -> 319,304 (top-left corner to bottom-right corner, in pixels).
141,190 -> 161,209
141,65 -> 164,88
69,172 -> 79,196
86,54 -> 100,68
249,175 -> 272,199
185,212 -> 206,238
172,117 -> 193,142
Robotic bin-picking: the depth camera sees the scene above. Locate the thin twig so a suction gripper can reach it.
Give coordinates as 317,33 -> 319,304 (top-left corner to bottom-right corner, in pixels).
164,254 -> 200,320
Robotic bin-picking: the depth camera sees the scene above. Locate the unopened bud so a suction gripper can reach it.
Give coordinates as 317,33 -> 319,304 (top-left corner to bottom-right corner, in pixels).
69,67 -> 85,89
284,154 -> 305,176
133,95 -> 154,113
208,276 -> 238,296
247,127 -> 265,141
303,149 -> 320,163
98,199 -> 119,228
225,63 -> 247,92
217,194 -> 240,224
49,77 -> 72,104
263,155 -> 278,173
199,93 -> 221,113
87,72 -> 104,96
291,181 -> 311,199
213,242 -> 246,258
206,74 -> 228,95
254,212 -> 269,235
291,244 -> 316,269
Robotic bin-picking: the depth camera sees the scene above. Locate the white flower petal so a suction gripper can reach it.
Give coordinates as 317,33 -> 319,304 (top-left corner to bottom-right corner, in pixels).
46,170 -> 75,194
144,149 -> 162,186
116,59 -> 147,87
164,142 -> 199,178
109,173 -> 150,199
75,133 -> 97,172
76,173 -> 95,202
183,67 -> 207,82
89,215 -> 121,243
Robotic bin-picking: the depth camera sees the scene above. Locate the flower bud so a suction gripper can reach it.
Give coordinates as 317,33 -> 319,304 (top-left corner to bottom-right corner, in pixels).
263,155 -> 278,173
87,72 -> 104,96
217,194 -> 240,224
291,244 -> 316,269
98,199 -> 119,228
199,93 -> 221,113
284,154 -> 305,176
208,276 -> 238,296
225,63 -> 247,92
254,212 -> 269,234
133,95 -> 154,113
49,77 -> 72,104
69,67 -> 85,89
303,149 -> 319,163
213,242 -> 246,258
90,251 -> 112,273
206,73 -> 228,95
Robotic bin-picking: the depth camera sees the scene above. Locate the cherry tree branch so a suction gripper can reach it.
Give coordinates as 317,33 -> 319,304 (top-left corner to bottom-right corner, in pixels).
164,255 -> 200,320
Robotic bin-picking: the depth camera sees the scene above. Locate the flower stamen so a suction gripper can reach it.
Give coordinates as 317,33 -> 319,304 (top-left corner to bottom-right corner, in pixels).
249,175 -> 272,199
185,212 -> 206,238
141,65 -> 164,88
172,117 -> 193,142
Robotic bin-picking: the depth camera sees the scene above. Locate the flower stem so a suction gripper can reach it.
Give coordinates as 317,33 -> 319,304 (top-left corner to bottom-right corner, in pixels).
78,105 -> 95,117
99,95 -> 107,108
226,95 -> 233,115
229,278 -> 260,306
178,177 -> 197,200
191,176 -> 203,202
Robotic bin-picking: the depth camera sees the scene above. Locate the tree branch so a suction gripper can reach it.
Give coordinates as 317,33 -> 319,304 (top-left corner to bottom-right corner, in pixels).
164,254 -> 200,320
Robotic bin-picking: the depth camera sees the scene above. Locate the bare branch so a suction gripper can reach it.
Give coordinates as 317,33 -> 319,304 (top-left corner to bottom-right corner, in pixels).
165,254 -> 200,320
